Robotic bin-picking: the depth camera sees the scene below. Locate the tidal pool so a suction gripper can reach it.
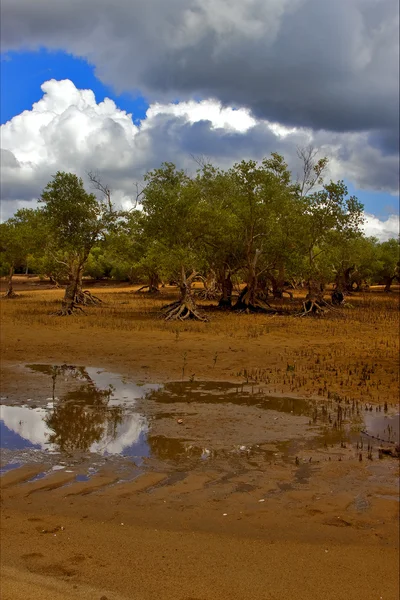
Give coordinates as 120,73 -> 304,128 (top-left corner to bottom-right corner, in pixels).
1,364 -> 153,460
0,364 -> 398,471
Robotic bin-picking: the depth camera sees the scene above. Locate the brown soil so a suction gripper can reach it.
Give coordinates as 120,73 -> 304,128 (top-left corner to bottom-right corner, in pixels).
1,279 -> 399,600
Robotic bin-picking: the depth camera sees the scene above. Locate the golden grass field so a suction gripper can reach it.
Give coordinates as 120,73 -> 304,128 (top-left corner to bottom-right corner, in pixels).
1,277 -> 399,404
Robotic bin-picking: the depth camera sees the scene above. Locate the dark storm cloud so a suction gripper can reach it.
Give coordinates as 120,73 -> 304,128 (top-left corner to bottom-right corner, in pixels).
177,119 -> 307,162
368,130 -> 400,157
1,0 -> 398,141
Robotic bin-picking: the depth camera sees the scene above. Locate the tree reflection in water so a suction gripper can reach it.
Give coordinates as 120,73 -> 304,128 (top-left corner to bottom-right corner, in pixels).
43,366 -> 123,453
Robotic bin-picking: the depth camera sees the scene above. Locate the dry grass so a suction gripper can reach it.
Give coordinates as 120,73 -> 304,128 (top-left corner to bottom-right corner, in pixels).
1,278 -> 399,404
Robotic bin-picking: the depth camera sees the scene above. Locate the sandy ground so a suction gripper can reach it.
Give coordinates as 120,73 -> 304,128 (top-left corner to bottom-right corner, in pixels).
0,279 -> 399,599
1,458 -> 399,600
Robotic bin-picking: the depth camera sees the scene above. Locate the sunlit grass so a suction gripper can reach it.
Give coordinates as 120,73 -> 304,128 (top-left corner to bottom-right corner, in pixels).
1,279 -> 399,403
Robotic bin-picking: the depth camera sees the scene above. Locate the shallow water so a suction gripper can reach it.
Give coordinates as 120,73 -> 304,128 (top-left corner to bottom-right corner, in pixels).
363,411 -> 399,444
0,364 -> 398,472
1,364 -> 153,461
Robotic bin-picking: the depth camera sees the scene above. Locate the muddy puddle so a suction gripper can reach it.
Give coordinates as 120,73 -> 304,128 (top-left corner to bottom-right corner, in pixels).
1,364 -> 398,478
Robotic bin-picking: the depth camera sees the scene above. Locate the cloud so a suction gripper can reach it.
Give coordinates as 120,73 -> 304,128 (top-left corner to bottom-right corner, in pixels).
146,100 -> 257,133
363,213 -> 399,241
0,78 -> 398,240
0,403 -> 148,456
1,0 -> 399,143
0,405 -> 51,450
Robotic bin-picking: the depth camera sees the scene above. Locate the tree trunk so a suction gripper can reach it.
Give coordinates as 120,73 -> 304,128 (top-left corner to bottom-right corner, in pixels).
149,273 -> 160,293
335,266 -> 354,293
162,266 -> 208,321
218,270 -> 233,308
274,264 -> 286,297
136,273 -> 160,294
268,266 -> 293,300
61,269 -> 81,315
384,276 -> 394,292
74,272 -> 102,306
128,268 -> 136,285
48,274 -> 62,288
299,280 -> 326,316
53,265 -> 85,315
196,269 -> 219,300
344,267 -> 354,293
233,251 -> 272,312
4,265 -> 17,298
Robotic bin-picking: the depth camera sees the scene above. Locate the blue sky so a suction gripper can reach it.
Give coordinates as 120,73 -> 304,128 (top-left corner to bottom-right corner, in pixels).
1,49 -> 149,125
1,48 -> 398,220
344,182 -> 398,219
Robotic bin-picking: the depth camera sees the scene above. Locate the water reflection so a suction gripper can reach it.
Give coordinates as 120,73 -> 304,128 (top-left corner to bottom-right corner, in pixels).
145,381 -> 312,415
0,366 -> 150,457
363,413 -> 399,444
45,383 -> 123,453
26,363 -> 92,401
0,405 -> 48,450
1,365 -> 397,466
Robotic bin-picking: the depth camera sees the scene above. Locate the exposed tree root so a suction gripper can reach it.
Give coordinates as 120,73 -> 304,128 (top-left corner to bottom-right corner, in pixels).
51,302 -> 86,316
331,289 -> 345,305
272,288 -> 293,301
75,289 -> 103,306
194,272 -> 220,301
233,286 -> 276,313
135,285 -> 160,294
195,288 -> 220,301
233,300 -> 274,313
297,299 -> 326,317
162,300 -> 208,321
48,277 -> 62,288
3,290 -> 19,299
378,445 -> 400,459
296,295 -> 344,317
161,268 -> 209,321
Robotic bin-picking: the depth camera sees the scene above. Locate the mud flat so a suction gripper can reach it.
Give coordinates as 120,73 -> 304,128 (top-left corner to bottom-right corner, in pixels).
1,361 -> 399,600
1,284 -> 399,599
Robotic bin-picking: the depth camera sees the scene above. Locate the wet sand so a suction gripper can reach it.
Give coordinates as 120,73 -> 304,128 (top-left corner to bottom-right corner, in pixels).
1,457 -> 399,600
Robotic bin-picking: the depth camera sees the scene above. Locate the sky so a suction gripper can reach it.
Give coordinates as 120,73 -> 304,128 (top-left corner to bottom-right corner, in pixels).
1,0 -> 399,240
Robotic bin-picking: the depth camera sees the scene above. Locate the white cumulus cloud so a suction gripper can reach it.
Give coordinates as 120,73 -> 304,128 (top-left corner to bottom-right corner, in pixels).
0,78 -> 398,240
363,213 -> 399,241
146,100 -> 257,133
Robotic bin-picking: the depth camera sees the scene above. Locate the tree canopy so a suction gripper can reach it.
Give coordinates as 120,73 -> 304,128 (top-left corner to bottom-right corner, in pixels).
1,153 -> 397,317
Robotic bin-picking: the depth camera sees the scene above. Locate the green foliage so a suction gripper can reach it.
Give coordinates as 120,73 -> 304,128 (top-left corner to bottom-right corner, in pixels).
84,247 -> 114,279
140,163 -> 211,280
4,158 -> 395,301
0,208 -> 45,273
36,171 -> 119,287
375,238 -> 400,283
40,171 -> 104,258
297,180 -> 364,286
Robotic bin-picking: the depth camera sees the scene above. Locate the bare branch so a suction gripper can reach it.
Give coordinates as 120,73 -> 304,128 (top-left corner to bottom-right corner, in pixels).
189,153 -> 212,169
50,252 -> 69,268
88,171 -> 113,212
296,145 -> 329,197
131,181 -> 144,210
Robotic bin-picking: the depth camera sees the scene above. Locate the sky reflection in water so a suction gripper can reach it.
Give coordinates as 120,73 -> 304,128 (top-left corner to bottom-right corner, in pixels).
1,365 -> 398,463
